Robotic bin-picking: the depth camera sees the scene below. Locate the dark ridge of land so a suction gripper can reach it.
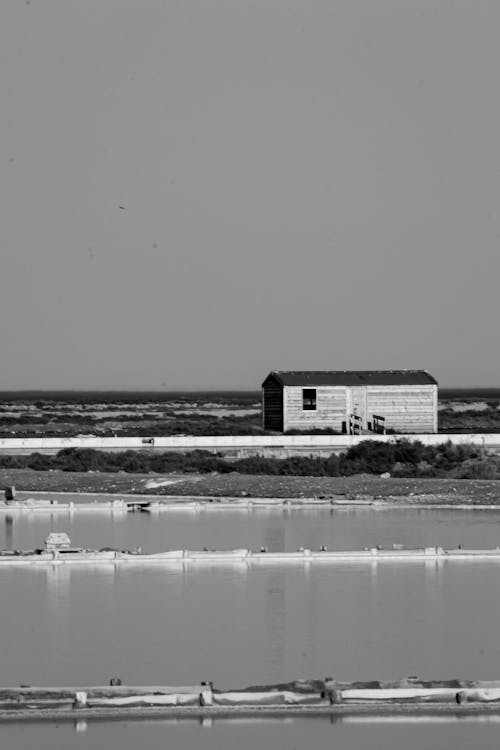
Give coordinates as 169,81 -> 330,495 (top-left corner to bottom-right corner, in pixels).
3,468 -> 500,504
0,391 -> 261,403
0,387 -> 498,402
440,388 -> 500,400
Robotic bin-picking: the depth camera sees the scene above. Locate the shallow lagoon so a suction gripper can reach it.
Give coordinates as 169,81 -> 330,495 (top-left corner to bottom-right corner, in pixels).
1,542 -> 500,687
3,503 -> 500,552
1,506 -> 500,749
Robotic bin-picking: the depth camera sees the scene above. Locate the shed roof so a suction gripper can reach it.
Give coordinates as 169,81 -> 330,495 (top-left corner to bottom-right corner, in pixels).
264,370 -> 438,387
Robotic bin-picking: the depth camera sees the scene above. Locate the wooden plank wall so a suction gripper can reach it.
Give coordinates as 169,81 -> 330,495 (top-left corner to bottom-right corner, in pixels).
366,385 -> 437,433
283,386 -> 347,432
262,381 -> 283,431
282,384 -> 438,434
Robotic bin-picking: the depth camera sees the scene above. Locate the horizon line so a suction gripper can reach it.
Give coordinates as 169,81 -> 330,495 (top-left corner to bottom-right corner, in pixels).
0,386 -> 497,394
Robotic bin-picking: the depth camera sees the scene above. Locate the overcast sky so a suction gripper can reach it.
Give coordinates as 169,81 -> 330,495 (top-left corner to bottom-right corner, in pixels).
1,0 -> 499,389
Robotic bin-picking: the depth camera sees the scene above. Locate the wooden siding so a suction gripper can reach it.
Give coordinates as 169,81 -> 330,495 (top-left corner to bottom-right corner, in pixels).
283,386 -> 347,432
266,378 -> 438,434
366,385 -> 437,433
263,380 -> 283,431
346,386 -> 367,428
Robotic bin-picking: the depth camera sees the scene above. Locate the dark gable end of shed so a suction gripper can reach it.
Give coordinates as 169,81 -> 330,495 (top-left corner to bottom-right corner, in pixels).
262,373 -> 284,431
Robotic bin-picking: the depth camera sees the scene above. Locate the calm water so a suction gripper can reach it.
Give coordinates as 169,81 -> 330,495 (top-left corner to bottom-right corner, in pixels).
1,558 -> 500,686
4,504 -> 500,552
4,716 -> 500,750
2,507 -> 500,749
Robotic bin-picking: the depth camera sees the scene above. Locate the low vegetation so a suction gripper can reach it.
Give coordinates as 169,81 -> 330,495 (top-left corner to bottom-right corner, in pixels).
438,390 -> 500,432
1,440 -> 499,480
0,393 -> 264,438
439,404 -> 500,433
1,390 -> 500,437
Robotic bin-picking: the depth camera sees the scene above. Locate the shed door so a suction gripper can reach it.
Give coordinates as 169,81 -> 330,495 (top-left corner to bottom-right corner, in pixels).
349,387 -> 367,429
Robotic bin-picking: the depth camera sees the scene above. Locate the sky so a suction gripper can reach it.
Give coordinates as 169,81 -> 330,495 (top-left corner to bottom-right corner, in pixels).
0,0 -> 499,389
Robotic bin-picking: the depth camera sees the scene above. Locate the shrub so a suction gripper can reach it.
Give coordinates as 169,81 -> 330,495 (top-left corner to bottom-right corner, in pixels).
457,458 -> 499,480
0,440 -> 497,480
340,440 -> 397,474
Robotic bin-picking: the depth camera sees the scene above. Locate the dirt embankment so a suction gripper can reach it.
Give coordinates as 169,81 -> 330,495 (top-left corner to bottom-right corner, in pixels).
1,469 -> 500,505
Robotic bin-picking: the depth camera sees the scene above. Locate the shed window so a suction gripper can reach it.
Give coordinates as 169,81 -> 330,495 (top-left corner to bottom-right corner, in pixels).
302,388 -> 317,410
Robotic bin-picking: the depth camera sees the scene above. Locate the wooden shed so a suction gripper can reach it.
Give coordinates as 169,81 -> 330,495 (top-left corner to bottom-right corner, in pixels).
262,370 -> 438,434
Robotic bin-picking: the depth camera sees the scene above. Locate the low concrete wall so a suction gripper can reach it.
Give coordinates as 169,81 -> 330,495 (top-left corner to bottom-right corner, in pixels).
0,433 -> 499,455
0,433 -> 499,456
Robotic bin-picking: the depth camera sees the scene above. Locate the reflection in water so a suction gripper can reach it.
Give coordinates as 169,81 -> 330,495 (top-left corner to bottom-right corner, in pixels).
264,523 -> 286,552
1,512 -> 500,690
183,562 -> 249,577
5,515 -> 13,549
46,563 -> 72,598
45,563 -> 119,598
424,557 -> 442,595
0,561 -> 497,688
343,714 -> 500,724
301,562 -> 319,676
424,557 -> 442,574
262,525 -> 287,677
206,717 -> 295,725
61,713 -> 500,733
3,505 -> 500,554
6,713 -> 500,750
46,564 -> 72,661
109,509 -> 128,524
264,569 -> 286,679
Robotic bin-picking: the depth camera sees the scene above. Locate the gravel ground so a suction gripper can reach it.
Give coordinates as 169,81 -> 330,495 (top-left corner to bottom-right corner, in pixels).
156,473 -> 500,504
1,469 -> 500,504
0,469 -> 194,495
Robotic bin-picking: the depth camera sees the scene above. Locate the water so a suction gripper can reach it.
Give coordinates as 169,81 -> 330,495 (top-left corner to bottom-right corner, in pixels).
3,504 -> 500,552
1,559 -> 500,687
4,716 -> 500,750
2,507 -> 500,749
